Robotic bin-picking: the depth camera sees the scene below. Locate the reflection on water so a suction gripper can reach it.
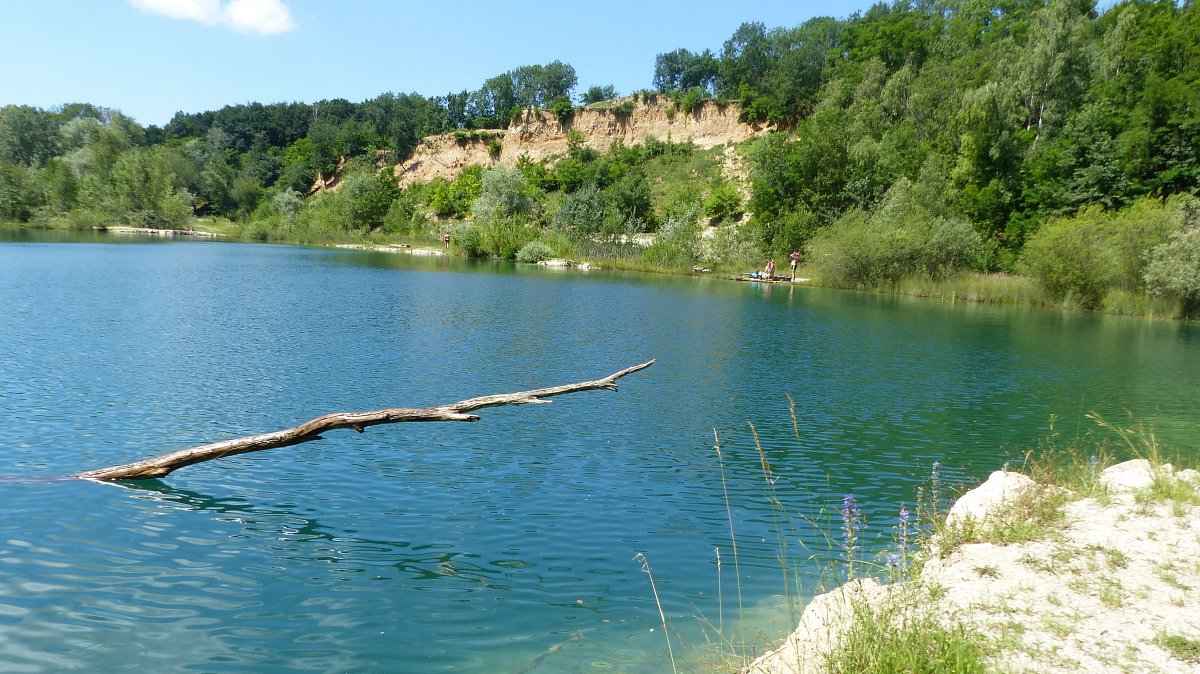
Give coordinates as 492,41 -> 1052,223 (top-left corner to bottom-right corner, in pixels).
0,232 -> 1197,672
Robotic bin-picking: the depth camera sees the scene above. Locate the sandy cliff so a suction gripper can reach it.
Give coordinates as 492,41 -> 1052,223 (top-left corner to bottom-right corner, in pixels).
395,100 -> 769,186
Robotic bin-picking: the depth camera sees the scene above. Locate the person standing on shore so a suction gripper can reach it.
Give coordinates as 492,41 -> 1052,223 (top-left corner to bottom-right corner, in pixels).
789,250 -> 800,281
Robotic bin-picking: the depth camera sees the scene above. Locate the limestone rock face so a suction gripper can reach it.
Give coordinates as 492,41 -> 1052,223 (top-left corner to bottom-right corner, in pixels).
742,578 -> 888,674
394,100 -> 770,186
945,470 -> 1037,528
1101,458 -> 1166,493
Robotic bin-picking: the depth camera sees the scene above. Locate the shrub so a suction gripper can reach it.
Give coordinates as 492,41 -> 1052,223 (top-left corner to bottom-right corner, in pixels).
677,86 -> 710,113
1143,224 -> 1200,315
515,239 -> 554,263
807,179 -> 984,288
642,206 -> 701,269
553,183 -> 605,235
702,182 -> 743,224
452,218 -> 538,260
427,165 -> 483,219
550,96 -> 574,122
1020,197 -> 1187,308
472,165 -> 534,222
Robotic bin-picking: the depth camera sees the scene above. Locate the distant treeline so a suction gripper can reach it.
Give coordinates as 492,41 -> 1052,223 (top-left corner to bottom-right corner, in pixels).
1,0 -> 1199,312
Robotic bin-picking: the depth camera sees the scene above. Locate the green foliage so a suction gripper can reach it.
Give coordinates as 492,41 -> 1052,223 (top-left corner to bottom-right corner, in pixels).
642,206 -> 702,269
827,601 -> 988,674
472,165 -> 534,222
1155,633 -> 1200,664
1143,199 -> 1200,314
553,183 -> 605,235
428,165 -> 483,219
452,218 -> 537,260
702,182 -> 743,224
515,239 -> 554,263
704,222 -> 762,269
674,86 -> 711,114
1021,197 -> 1181,308
341,166 -> 400,230
0,105 -> 59,167
549,96 -> 574,122
580,85 -> 619,105
653,48 -> 719,93
807,178 -> 985,288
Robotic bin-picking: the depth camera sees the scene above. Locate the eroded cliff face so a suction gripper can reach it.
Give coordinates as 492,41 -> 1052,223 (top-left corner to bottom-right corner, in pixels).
394,99 -> 769,186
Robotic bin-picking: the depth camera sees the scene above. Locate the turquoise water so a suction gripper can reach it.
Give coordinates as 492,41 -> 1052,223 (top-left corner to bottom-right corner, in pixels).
1,233 -> 1197,672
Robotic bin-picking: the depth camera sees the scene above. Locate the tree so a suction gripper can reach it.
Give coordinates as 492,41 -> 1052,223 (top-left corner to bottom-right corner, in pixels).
0,162 -> 39,221
580,85 -> 620,105
472,165 -> 533,222
553,183 -> 605,234
342,167 -> 400,230
1009,0 -> 1093,143
0,105 -> 58,167
1143,198 -> 1200,315
653,49 -> 719,93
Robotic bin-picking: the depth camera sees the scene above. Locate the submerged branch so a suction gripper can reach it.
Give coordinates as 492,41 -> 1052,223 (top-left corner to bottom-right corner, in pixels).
74,360 -> 655,482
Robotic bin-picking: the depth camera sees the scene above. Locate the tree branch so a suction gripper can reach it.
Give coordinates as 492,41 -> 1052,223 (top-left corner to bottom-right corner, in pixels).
74,360 -> 655,482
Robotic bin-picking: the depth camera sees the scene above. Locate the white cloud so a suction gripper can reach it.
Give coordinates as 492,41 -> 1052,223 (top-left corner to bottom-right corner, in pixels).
130,0 -> 296,34
222,0 -> 296,34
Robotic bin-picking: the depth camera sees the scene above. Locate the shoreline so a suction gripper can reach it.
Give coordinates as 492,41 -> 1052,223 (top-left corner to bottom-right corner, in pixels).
4,222 -> 1191,321
744,461 -> 1200,674
99,226 -> 224,238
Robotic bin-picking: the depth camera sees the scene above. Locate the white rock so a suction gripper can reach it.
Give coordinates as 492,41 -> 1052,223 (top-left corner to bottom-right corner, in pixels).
945,470 -> 1037,528
1100,459 -> 1161,493
1177,468 -> 1199,485
743,578 -> 888,674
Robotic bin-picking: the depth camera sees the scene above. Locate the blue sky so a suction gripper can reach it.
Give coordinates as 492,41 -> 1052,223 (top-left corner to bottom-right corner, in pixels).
3,1 -> 871,127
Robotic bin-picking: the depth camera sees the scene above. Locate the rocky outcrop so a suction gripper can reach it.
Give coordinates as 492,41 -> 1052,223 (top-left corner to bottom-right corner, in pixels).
744,578 -> 888,674
945,469 -> 1039,528
745,459 -> 1200,674
395,99 -> 769,186
394,134 -> 499,186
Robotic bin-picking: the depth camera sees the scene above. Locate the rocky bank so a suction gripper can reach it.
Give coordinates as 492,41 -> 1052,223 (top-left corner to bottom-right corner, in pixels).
746,460 -> 1200,674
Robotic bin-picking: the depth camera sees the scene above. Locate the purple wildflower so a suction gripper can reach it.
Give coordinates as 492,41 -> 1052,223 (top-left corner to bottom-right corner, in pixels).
840,494 -> 864,579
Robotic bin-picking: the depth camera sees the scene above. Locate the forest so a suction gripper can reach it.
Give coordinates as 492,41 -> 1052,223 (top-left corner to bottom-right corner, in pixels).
2,0 -> 1198,314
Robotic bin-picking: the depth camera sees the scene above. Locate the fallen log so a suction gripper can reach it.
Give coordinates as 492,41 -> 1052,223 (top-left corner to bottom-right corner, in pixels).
75,360 -> 654,482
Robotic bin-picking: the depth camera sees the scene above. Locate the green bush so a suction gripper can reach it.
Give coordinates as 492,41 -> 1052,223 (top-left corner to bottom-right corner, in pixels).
1019,209 -> 1119,309
427,165 -> 483,219
642,206 -> 701,269
553,183 -> 605,234
1143,224 -> 1200,315
807,179 -> 985,288
1020,198 -> 1181,309
452,218 -> 538,260
472,165 -> 534,222
515,239 -> 554,263
550,96 -> 574,122
702,182 -> 743,224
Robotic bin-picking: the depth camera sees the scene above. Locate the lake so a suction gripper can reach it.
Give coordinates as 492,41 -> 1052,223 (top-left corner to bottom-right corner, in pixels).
1,232 -> 1197,672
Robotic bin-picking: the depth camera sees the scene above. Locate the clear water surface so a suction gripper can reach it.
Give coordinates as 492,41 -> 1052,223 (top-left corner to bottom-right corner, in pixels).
1,231 -> 1197,672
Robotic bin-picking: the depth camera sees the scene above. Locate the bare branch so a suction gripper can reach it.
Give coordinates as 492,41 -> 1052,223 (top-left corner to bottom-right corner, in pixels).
74,360 -> 655,482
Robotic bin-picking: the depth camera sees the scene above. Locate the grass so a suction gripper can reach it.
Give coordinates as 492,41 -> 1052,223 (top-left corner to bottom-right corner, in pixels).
894,272 -> 1045,306
825,599 -> 989,674
1155,633 -> 1200,663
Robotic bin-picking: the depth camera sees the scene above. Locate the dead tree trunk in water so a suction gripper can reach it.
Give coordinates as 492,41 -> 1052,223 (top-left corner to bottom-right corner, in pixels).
75,361 -> 654,482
